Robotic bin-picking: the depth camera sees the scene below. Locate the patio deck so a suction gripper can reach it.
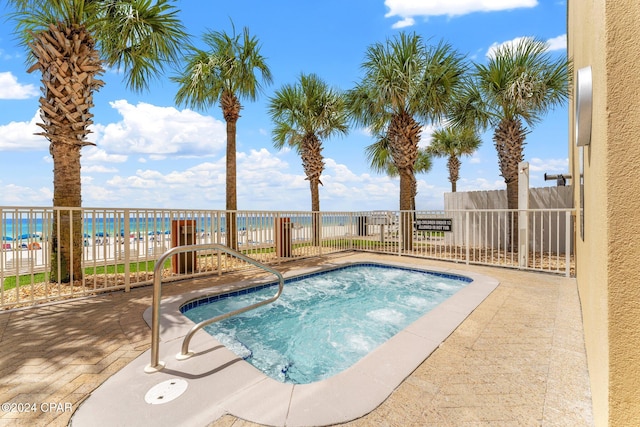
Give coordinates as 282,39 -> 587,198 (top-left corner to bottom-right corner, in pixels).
0,254 -> 593,427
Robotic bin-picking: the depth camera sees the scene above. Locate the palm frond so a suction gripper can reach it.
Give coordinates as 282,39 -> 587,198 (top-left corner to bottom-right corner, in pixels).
173,24 -> 272,112
268,73 -> 349,152
428,126 -> 482,158
94,0 -> 188,92
475,36 -> 571,126
365,135 -> 394,175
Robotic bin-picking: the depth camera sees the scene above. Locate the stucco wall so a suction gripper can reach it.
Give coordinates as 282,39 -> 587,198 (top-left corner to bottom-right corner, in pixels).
568,1 -> 640,426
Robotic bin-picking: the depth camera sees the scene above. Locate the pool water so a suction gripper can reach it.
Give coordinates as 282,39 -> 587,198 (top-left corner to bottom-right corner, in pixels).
181,263 -> 471,384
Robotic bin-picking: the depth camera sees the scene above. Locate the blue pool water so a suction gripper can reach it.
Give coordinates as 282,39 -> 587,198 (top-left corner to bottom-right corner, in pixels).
181,263 -> 471,384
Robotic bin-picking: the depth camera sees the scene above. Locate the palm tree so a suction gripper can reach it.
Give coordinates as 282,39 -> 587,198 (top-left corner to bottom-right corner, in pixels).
461,37 -> 570,210
8,0 -> 188,282
452,37 -> 571,247
268,73 -> 349,245
427,126 -> 482,192
365,133 -> 433,207
347,32 -> 466,249
173,25 -> 272,250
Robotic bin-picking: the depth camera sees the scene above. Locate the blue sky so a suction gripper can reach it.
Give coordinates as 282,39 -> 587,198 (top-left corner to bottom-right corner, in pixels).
0,0 -> 569,211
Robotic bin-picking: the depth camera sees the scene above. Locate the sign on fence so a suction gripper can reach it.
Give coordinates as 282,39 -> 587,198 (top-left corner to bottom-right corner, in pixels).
415,218 -> 452,232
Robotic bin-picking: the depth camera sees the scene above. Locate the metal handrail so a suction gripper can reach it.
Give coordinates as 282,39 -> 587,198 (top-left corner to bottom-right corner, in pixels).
145,243 -> 284,373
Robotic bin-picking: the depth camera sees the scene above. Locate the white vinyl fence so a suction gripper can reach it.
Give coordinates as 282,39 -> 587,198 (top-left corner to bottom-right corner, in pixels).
0,206 -> 574,309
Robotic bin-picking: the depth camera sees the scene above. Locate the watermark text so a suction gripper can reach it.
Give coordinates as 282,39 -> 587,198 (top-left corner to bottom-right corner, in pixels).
1,402 -> 73,413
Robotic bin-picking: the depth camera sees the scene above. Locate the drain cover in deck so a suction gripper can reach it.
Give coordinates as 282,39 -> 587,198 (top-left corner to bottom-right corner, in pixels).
144,379 -> 188,404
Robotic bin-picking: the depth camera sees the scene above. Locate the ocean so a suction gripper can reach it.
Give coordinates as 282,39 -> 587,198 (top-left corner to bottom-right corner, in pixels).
0,212 -> 350,240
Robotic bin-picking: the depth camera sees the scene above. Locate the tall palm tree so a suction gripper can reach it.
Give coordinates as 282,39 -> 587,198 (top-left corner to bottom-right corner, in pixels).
173,25 -> 272,250
8,0 -> 188,282
268,73 -> 349,245
427,126 -> 482,192
452,37 -> 571,246
347,32 -> 466,249
460,37 -> 570,210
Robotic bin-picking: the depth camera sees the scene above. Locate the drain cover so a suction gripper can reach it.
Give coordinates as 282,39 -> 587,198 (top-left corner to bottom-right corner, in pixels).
145,379 -> 188,405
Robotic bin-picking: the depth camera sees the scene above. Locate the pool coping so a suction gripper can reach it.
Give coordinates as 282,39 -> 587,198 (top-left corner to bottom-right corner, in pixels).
70,259 -> 499,427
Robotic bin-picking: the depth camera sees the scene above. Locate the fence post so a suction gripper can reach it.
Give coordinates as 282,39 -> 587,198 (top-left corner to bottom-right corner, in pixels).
349,212 -> 353,250
398,211 -> 403,257
465,211 -> 470,265
318,212 -> 323,256
215,211 -> 222,275
124,209 -> 131,292
518,162 -> 530,269
566,210 -> 571,277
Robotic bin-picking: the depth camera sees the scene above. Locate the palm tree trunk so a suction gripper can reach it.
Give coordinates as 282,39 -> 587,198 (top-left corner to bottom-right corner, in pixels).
222,91 -> 240,251
310,181 -> 321,246
28,23 -> 104,283
50,144 -> 83,283
388,112 -> 420,251
399,168 -> 414,250
225,118 -> 238,251
448,155 -> 460,193
301,134 -> 324,246
494,118 -> 527,250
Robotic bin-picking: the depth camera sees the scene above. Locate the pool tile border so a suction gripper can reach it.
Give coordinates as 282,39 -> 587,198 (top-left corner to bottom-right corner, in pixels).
179,262 -> 473,314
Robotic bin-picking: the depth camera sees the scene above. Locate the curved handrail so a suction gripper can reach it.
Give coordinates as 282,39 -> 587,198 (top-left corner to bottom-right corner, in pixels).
145,243 -> 284,373
178,260 -> 284,360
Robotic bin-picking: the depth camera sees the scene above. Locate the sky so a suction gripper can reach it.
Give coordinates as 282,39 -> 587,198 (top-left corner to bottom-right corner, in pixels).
0,0 -> 569,212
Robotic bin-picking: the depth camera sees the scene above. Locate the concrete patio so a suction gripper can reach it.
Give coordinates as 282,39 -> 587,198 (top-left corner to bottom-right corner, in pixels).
0,253 -> 593,426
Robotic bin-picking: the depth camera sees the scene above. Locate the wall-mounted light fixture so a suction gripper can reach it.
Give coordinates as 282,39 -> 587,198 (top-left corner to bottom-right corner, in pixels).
575,66 -> 593,147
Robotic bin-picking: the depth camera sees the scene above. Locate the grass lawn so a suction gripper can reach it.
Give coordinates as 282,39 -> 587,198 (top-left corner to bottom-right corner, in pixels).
1,260 -> 166,292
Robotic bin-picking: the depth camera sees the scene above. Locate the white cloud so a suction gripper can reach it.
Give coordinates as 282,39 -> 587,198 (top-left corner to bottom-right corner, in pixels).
486,36 -> 527,58
457,177 -> 506,192
391,17 -> 415,29
0,183 -> 51,205
0,139 -> 448,211
0,72 -> 38,99
486,34 -> 567,58
77,150 -> 405,211
359,127 -> 373,137
528,157 -> 568,173
238,148 -> 290,171
94,100 -> 226,158
0,111 -> 47,151
546,34 -> 567,51
385,0 -> 538,27
419,124 -> 438,149
321,159 -> 400,210
323,158 -> 361,183
82,183 -> 120,203
0,99 -> 228,159
82,146 -> 128,164
83,164 -> 119,173
415,179 -> 450,210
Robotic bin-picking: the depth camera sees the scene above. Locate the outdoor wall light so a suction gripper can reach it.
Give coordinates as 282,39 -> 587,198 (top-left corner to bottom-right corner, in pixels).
575,66 -> 593,147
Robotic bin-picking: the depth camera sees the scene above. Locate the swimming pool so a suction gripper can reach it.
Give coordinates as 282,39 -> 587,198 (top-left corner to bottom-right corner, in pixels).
72,256 -> 499,427
181,263 -> 472,384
